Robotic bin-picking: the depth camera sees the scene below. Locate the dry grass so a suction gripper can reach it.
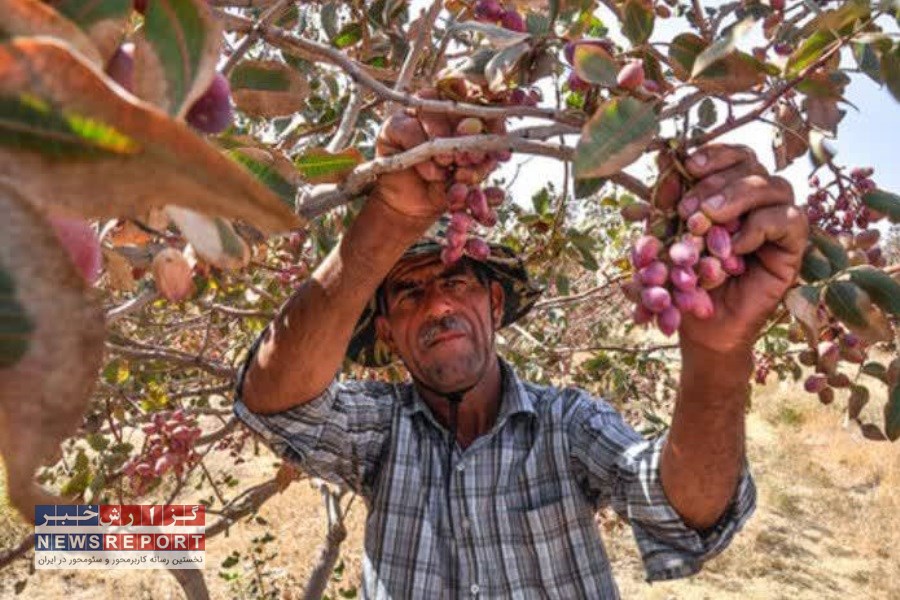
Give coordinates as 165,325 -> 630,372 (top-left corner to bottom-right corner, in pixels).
1,376 -> 899,599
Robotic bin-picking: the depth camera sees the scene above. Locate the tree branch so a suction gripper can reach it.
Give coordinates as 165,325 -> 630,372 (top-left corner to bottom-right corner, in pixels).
215,12 -> 583,126
106,343 -> 236,379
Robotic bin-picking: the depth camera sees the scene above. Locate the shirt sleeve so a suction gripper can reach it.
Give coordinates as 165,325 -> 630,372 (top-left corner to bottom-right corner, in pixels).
231,334 -> 395,499
566,391 -> 757,583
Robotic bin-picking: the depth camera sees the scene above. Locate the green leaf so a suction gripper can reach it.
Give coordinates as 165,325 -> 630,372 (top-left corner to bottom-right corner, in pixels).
0,39 -> 301,234
691,17 -> 755,79
226,150 -> 296,209
574,177 -> 606,199
862,361 -> 887,382
230,64 -> 292,92
787,30 -> 839,76
810,228 -> 849,271
824,281 -> 892,343
60,449 -> 91,497
848,265 -> 900,316
800,244 -> 832,282
852,41 -> 883,84
574,98 -> 659,179
0,267 -> 34,369
669,32 -> 706,80
568,231 -> 598,271
861,188 -> 900,222
229,60 -> 309,118
881,43 -> 900,102
53,0 -> 132,27
0,0 -> 104,65
526,13 -> 551,35
0,94 -> 140,158
848,384 -> 869,420
697,98 -> 717,127
136,0 -> 221,117
885,385 -> 900,442
621,0 -> 654,46
294,148 -> 364,183
333,22 -> 363,49
321,1 -> 339,39
573,43 -> 618,86
485,42 -> 530,92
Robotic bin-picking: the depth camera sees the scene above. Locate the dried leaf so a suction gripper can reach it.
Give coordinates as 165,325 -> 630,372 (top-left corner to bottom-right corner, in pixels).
165,206 -> 250,271
0,38 -> 301,234
784,285 -> 822,337
450,22 -> 531,49
803,96 -> 843,135
0,183 -> 105,523
230,60 -> 309,118
102,247 -> 136,292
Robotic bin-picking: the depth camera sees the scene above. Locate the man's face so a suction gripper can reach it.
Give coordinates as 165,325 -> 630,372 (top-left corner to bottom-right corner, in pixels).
375,255 -> 504,393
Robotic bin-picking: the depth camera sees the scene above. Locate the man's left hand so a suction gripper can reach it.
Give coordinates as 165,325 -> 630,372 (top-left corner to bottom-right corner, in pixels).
677,144 -> 809,355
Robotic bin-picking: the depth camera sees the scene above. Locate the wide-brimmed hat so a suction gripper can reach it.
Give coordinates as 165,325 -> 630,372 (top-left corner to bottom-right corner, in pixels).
346,220 -> 543,368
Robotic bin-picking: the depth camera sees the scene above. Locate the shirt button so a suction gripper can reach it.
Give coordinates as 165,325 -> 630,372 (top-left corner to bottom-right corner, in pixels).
461,518 -> 471,530
456,462 -> 465,472
470,583 -> 480,595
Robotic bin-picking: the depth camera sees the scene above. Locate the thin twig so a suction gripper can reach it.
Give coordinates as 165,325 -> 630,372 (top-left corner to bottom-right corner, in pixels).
692,0 -> 712,41
387,0 -> 443,113
326,84 -> 365,152
220,0 -> 293,76
106,288 -> 159,323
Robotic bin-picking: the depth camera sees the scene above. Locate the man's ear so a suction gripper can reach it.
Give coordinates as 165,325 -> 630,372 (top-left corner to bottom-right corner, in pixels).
374,315 -> 396,352
489,281 -> 504,328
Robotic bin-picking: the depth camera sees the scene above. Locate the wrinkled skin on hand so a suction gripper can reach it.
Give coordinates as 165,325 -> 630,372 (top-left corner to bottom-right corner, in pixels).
373,88 -> 506,221
677,144 -> 809,354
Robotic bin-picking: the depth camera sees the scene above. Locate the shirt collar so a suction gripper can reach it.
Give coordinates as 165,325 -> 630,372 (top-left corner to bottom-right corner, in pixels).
399,356 -> 536,423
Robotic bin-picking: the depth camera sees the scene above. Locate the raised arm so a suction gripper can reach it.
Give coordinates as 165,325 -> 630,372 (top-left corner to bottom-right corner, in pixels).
240,109 -> 456,414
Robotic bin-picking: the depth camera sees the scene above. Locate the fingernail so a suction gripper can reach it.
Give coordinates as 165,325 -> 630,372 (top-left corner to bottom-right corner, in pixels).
690,153 -> 707,168
702,194 -> 725,211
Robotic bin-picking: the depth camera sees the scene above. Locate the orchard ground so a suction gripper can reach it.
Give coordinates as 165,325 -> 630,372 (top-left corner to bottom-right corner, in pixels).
1,362 -> 898,600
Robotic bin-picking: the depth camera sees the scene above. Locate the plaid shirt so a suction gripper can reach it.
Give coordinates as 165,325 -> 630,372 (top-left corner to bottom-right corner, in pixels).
233,357 -> 756,599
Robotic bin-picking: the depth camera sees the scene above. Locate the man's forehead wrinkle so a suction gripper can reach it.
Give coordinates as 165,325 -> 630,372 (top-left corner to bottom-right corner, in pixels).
388,259 -> 472,292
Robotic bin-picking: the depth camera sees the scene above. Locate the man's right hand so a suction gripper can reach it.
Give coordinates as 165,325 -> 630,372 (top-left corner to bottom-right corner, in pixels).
372,91 -> 506,221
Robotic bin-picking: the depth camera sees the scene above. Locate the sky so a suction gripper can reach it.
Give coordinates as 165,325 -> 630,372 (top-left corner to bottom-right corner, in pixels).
460,2 -> 900,210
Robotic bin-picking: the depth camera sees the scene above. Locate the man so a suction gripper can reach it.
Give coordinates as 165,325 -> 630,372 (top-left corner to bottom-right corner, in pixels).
233,107 -> 808,598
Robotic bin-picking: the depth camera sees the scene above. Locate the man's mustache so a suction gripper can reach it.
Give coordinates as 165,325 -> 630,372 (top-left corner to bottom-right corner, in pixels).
420,314 -> 467,347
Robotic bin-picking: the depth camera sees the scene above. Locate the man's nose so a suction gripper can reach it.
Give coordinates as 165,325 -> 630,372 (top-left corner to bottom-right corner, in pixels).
420,282 -> 456,317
